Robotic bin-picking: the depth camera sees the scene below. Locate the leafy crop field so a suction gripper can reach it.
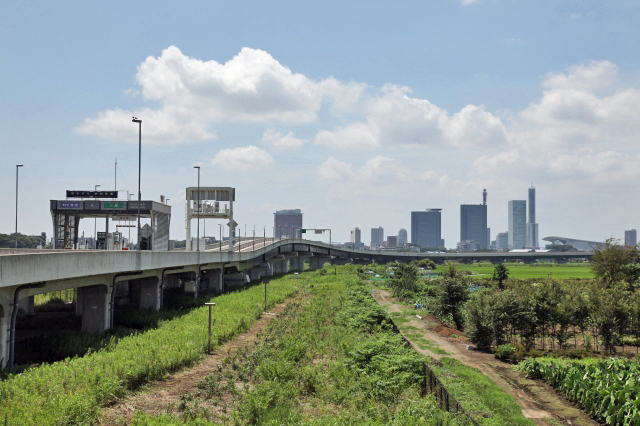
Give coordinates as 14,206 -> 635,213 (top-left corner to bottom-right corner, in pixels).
0,276 -> 301,425
518,358 -> 640,425
436,263 -> 594,279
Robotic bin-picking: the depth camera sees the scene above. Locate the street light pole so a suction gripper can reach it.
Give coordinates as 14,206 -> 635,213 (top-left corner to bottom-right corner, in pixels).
132,117 -> 142,251
15,164 -> 23,249
194,166 -> 201,252
219,223 -> 222,252
94,184 -> 100,249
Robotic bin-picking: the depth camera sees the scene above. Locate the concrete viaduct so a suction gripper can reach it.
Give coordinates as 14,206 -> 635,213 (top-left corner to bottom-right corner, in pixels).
0,239 -> 591,367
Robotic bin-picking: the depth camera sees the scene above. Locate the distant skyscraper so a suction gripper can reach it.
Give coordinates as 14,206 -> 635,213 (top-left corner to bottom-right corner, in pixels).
508,200 -> 526,249
526,184 -> 539,248
412,209 -> 442,248
397,228 -> 408,245
350,227 -> 361,244
274,209 -> 303,239
371,227 -> 384,247
625,229 -> 637,247
460,205 -> 487,249
387,236 -> 397,247
496,232 -> 509,250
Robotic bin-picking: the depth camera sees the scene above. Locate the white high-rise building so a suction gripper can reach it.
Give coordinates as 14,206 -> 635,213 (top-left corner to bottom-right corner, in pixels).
397,228 -> 408,246
508,200 -> 526,249
496,232 -> 509,250
350,227 -> 361,244
526,184 -> 539,248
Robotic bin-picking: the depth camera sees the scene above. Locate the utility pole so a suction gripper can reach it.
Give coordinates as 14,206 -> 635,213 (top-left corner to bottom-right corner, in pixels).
132,117 -> 142,250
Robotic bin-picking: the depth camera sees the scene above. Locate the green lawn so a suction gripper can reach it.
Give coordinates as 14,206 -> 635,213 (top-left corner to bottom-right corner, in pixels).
435,264 -> 594,279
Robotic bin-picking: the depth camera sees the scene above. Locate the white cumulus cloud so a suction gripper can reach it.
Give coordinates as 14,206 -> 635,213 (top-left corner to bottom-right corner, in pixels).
317,157 -> 354,180
261,129 -> 307,150
76,46 -> 364,144
315,84 -> 506,150
471,61 -> 640,185
211,145 -> 274,171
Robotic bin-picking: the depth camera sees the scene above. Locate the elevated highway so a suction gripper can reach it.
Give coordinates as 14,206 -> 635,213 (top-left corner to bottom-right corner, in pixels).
0,239 -> 591,367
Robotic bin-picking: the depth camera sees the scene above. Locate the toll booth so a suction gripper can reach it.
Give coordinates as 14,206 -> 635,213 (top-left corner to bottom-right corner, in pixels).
50,191 -> 171,250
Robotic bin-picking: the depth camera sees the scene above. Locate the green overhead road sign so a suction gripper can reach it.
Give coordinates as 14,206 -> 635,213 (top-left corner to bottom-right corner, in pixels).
102,202 -> 125,209
301,229 -> 306,233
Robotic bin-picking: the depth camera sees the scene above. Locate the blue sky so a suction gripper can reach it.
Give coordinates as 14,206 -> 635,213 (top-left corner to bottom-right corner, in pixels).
2,0 -> 640,246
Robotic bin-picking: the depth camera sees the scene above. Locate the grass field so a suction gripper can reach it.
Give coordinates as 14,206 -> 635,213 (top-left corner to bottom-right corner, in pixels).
435,263 -> 594,279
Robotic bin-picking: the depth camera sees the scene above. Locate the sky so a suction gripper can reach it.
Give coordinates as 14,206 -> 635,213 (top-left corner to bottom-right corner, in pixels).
2,0 -> 640,247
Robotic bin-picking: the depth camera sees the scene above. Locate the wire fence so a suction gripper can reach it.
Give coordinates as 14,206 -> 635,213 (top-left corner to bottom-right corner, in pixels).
375,292 -> 480,425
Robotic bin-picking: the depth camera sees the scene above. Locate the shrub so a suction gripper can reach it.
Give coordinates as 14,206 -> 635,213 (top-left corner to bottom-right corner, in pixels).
527,349 -> 545,358
494,344 -> 515,361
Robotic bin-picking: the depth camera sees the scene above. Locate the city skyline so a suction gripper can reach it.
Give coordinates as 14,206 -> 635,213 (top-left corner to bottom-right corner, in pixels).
2,2 -> 640,248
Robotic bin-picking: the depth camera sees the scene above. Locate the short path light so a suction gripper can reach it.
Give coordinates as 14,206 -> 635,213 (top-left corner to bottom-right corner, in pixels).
263,280 -> 269,311
205,302 -> 216,353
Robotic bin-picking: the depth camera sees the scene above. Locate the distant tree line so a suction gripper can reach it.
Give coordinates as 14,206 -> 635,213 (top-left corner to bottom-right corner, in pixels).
383,238 -> 640,355
0,233 -> 46,249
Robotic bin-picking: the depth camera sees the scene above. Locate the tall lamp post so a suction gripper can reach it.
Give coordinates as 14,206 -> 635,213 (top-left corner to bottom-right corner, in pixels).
15,164 -> 23,249
218,223 -> 222,251
94,184 -> 100,249
194,166 -> 201,252
132,117 -> 142,250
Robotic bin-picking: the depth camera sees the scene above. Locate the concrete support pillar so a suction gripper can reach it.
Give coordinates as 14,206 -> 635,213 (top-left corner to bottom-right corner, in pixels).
18,295 -> 35,315
208,269 -> 223,294
273,259 -> 288,274
0,304 -> 8,368
289,257 -> 304,272
224,272 -> 249,290
307,256 -> 320,271
139,277 -> 161,311
80,284 -> 111,333
249,268 -> 262,282
75,287 -> 83,315
259,263 -> 274,277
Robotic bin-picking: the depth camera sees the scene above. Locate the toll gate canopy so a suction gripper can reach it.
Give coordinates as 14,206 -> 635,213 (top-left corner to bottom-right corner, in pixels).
50,199 -> 171,250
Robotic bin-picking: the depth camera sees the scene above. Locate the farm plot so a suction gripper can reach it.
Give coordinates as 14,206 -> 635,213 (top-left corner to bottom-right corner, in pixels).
518,357 -> 640,425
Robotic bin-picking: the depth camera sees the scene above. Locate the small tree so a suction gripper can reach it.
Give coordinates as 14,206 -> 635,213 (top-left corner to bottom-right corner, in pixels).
390,263 -> 419,299
439,273 -> 469,330
466,289 -> 495,349
492,263 -> 509,290
591,238 -> 640,286
417,258 -> 436,270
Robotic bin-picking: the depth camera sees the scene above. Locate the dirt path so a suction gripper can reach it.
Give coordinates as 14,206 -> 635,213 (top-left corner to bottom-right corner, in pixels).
373,288 -> 599,426
100,294 -> 300,425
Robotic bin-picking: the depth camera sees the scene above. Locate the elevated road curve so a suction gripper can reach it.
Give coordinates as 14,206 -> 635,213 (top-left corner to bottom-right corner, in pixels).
0,239 -> 591,367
